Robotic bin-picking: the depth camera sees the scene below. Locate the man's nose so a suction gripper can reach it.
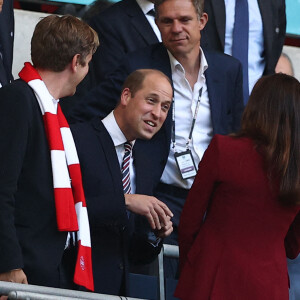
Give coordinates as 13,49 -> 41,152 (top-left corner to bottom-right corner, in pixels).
171,20 -> 182,33
151,104 -> 161,119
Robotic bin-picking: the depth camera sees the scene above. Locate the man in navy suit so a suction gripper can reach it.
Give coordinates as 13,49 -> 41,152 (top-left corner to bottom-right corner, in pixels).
71,69 -> 173,295
0,0 -> 14,88
68,0 -> 244,277
202,0 -> 286,75
201,0 -> 286,101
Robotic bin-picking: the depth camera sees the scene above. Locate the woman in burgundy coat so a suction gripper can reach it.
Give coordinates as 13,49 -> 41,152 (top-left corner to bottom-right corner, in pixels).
175,73 -> 300,300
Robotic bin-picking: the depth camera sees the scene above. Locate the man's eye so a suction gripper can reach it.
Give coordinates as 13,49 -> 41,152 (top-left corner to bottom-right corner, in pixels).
161,18 -> 172,24
181,17 -> 191,23
162,104 -> 170,112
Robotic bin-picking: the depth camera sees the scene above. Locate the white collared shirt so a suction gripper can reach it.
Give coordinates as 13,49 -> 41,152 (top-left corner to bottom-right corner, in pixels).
224,0 -> 265,93
102,111 -> 136,193
160,48 -> 213,189
136,0 -> 162,42
52,98 -> 59,112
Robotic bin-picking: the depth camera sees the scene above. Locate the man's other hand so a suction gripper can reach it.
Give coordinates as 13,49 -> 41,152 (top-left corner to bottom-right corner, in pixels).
0,269 -> 28,300
125,194 -> 173,230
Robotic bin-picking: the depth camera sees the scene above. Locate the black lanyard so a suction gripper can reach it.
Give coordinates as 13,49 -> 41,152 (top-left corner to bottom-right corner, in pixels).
171,87 -> 203,152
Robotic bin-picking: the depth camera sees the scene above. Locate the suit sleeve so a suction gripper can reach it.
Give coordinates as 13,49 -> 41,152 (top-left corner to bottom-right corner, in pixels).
285,212 -> 300,260
178,135 -> 220,271
0,86 -> 28,272
276,0 -> 286,65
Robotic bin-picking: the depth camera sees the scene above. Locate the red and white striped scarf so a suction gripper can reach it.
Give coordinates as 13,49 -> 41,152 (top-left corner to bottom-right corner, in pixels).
19,62 -> 94,291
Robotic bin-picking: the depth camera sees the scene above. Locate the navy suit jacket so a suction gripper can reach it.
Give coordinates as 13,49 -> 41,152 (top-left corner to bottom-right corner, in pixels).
71,118 -> 162,295
88,0 -> 159,85
0,0 -> 14,86
0,80 -> 67,287
201,0 -> 286,75
67,43 -> 244,191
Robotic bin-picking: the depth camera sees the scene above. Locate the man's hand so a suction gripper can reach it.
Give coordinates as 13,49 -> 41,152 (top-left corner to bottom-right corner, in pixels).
0,269 -> 28,300
124,194 -> 173,230
155,215 -> 173,238
0,269 -> 28,284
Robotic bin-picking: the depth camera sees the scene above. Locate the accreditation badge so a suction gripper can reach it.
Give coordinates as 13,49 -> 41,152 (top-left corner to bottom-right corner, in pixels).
174,150 -> 197,180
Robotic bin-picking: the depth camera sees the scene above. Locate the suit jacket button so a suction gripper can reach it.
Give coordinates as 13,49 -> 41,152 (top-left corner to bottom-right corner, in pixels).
119,263 -> 124,270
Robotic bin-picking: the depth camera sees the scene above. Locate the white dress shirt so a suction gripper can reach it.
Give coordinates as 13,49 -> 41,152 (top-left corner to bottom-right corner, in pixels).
160,48 -> 213,189
224,0 -> 265,94
136,0 -> 162,42
102,111 -> 136,194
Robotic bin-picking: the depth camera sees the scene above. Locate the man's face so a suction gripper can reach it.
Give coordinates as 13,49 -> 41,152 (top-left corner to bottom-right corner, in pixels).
0,0 -> 3,12
121,73 -> 172,141
156,0 -> 207,58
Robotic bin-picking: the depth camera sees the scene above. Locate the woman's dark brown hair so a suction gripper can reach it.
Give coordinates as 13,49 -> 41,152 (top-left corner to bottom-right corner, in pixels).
238,73 -> 300,205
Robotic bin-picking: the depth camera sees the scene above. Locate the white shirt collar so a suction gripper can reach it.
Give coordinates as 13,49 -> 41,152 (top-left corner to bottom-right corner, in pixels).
101,111 -> 136,147
52,98 -> 59,112
136,0 -> 155,15
167,47 -> 208,76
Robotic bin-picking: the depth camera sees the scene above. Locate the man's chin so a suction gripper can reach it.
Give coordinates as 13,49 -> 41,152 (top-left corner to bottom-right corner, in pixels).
139,131 -> 157,140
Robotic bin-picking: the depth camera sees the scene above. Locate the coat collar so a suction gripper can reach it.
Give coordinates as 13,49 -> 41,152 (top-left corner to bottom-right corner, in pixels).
124,0 -> 159,45
91,118 -> 124,186
204,51 -> 223,133
210,0 -> 226,50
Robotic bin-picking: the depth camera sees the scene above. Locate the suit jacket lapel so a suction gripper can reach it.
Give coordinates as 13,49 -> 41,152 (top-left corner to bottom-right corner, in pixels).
133,143 -> 145,195
257,0 -> 272,64
92,118 -> 123,190
204,51 -> 223,133
125,0 -> 159,45
151,43 -> 172,80
211,0 -> 226,50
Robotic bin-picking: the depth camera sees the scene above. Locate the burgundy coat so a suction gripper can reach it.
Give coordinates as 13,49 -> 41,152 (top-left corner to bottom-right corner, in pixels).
175,135 -> 300,300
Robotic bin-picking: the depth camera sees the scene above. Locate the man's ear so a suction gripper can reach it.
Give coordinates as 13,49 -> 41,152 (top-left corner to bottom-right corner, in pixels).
71,54 -> 81,72
120,88 -> 131,106
199,13 -> 208,31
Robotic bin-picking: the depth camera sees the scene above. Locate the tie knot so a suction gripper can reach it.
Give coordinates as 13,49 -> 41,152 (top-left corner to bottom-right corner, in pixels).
124,141 -> 132,154
147,8 -> 156,18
